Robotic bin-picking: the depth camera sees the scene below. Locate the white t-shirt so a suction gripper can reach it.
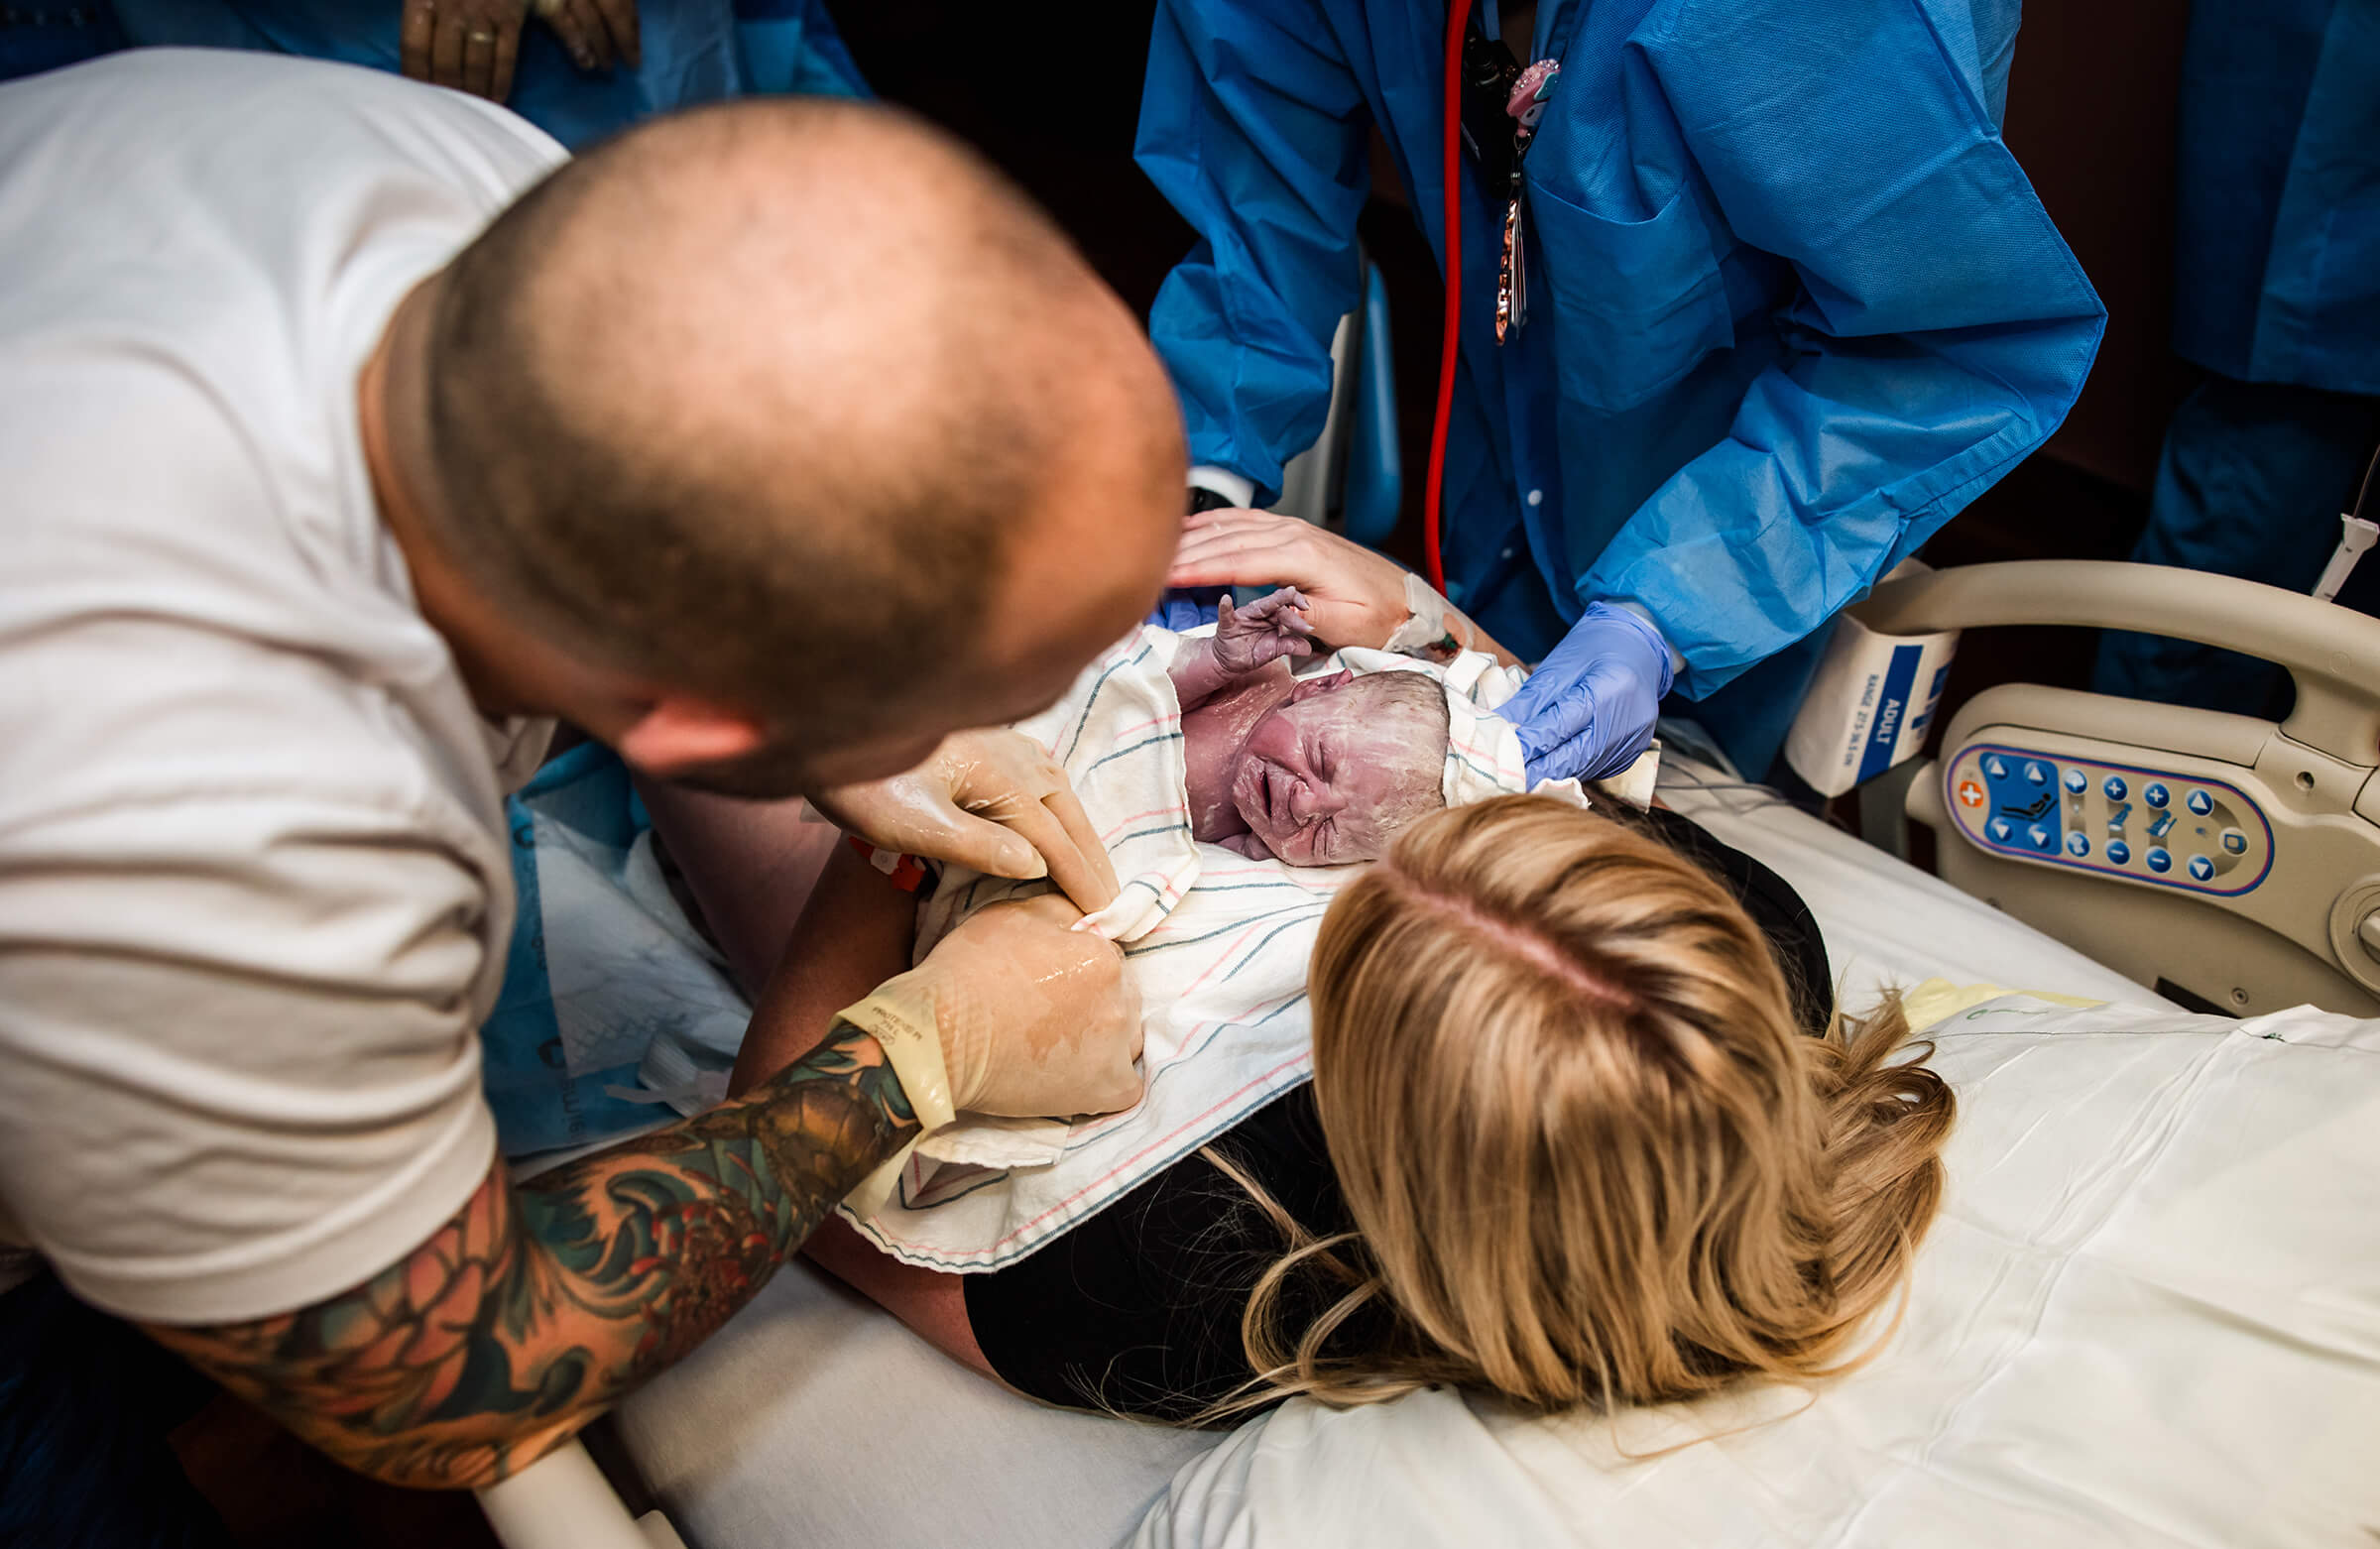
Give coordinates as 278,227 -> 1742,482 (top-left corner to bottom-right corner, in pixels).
0,51 -> 568,1324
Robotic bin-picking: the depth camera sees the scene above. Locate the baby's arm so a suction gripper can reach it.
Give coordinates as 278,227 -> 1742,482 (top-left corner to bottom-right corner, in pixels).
1166,587 -> 1318,708
727,840 -> 920,1097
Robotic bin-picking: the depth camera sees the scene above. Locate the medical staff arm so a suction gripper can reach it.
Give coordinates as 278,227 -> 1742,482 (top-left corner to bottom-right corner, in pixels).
1138,0 -> 1373,503
1584,1 -> 2105,701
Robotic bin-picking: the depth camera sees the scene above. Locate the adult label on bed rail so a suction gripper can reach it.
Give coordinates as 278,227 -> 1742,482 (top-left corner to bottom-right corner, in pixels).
1945,742 -> 2273,896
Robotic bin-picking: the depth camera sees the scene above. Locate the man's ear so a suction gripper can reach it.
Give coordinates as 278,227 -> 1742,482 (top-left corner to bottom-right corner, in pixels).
611,695 -> 770,778
1287,669 -> 1356,702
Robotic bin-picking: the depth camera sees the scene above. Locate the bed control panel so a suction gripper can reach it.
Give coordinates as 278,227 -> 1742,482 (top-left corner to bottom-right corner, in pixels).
1944,743 -> 2273,896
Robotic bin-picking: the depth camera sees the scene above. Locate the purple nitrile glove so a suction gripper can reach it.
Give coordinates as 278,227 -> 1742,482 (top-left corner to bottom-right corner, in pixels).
1496,602 -> 1675,784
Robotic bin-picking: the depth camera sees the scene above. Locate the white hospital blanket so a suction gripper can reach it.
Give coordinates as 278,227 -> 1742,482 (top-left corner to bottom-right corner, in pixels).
843,626 -> 1533,1270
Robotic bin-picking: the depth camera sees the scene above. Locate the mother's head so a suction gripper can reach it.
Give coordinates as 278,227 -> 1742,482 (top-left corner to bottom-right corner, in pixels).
1239,795 -> 1953,1415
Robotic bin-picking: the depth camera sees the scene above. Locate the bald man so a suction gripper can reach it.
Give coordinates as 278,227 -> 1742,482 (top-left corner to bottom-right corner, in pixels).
0,48 -> 1180,1524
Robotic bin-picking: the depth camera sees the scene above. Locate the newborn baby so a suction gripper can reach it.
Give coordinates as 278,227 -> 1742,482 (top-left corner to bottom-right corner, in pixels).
1168,588 -> 1451,866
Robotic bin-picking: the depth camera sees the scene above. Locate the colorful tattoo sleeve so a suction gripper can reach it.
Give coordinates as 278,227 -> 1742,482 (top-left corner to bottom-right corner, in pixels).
144,1021 -> 915,1489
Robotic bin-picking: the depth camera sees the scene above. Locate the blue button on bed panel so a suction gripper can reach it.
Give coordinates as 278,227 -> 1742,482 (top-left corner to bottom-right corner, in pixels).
2064,768 -> 2087,794
2024,761 -> 2048,784
2106,840 -> 2131,865
2146,848 -> 2172,874
1989,818 -> 2012,843
2065,831 -> 2089,858
2144,782 -> 2170,809
2102,774 -> 2127,800
2188,855 -> 2215,882
1985,756 -> 2008,779
2187,789 -> 2213,816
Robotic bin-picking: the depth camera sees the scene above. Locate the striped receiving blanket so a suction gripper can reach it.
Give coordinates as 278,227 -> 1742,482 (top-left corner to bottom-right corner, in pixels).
841,623 -> 1543,1271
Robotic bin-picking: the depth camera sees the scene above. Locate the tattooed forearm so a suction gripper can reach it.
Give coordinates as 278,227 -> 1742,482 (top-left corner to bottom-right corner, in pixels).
144,1022 -> 916,1489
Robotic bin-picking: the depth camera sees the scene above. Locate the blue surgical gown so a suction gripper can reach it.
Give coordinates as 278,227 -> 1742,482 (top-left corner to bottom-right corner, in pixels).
2091,0 -> 2380,715
111,0 -> 864,150
2170,0 -> 2380,396
1138,0 -> 2106,774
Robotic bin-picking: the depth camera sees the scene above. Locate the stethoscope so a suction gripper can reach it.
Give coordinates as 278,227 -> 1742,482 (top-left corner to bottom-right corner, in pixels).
1424,0 -> 1555,596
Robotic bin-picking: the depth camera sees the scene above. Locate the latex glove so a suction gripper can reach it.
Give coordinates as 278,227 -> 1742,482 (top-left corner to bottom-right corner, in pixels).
808,730 -> 1122,913
1496,603 -> 1675,784
1165,508 -> 1412,650
883,894 -> 1143,1117
1211,588 -> 1317,674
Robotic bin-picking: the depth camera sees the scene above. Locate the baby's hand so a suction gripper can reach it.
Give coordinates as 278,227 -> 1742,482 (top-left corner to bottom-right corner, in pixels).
1211,588 -> 1317,676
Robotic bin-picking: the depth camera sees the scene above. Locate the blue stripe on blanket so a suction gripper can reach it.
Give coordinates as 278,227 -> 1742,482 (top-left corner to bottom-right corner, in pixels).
1082,730 -> 1184,778
1057,642 -> 1155,766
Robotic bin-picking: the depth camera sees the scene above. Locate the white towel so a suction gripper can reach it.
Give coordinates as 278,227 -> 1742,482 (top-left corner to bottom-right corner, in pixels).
843,624 -> 1568,1271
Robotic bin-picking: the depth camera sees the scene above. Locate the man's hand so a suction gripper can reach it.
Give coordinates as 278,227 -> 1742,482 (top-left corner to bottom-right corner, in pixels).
401,0 -> 641,99
888,893 -> 1143,1117
1210,587 -> 1317,675
808,730 -> 1122,913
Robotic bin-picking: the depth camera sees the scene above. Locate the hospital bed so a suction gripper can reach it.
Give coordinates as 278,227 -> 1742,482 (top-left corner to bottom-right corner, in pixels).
477,558 -> 2380,1548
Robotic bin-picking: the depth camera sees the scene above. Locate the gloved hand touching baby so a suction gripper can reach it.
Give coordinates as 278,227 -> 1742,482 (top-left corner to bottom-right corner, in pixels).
862,892 -> 1144,1119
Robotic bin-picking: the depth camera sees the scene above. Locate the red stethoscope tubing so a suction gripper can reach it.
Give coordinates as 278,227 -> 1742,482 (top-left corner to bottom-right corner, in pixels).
1422,0 -> 1475,596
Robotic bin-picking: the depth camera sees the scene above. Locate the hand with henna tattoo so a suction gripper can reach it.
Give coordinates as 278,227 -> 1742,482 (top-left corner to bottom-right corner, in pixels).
143,1022 -> 915,1489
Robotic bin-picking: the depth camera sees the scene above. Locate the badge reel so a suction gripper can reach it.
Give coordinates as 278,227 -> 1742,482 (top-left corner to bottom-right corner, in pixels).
1458,27 -> 1560,344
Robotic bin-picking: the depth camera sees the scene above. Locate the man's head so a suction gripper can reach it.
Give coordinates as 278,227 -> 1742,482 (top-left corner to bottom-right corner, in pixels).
1231,670 -> 1451,866
376,97 -> 1183,794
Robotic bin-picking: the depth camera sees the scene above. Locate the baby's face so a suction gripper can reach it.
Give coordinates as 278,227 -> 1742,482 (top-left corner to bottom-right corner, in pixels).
1229,673 -> 1445,865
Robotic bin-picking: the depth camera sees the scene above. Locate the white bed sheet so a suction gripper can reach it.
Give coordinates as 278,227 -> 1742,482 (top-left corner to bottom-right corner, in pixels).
612,763 -> 2189,1549
1134,997 -> 2380,1548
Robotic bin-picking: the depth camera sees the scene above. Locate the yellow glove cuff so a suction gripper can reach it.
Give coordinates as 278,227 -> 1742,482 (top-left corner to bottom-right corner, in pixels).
834,982 -> 959,1218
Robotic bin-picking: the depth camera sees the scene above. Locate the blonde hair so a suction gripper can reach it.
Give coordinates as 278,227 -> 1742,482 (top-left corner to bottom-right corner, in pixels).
1211,794 -> 1953,1417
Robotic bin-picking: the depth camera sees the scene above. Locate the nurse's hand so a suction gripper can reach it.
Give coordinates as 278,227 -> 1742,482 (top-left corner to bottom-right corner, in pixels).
531,0 -> 640,74
808,730 -> 1123,913
401,0 -> 526,99
893,893 -> 1143,1117
1495,603 -> 1675,784
1166,508 -> 1412,650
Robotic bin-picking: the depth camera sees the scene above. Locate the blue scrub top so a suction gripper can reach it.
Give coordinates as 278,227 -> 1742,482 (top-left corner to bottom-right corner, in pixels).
1137,0 -> 2105,743
112,0 -> 865,149
2170,0 -> 2380,396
